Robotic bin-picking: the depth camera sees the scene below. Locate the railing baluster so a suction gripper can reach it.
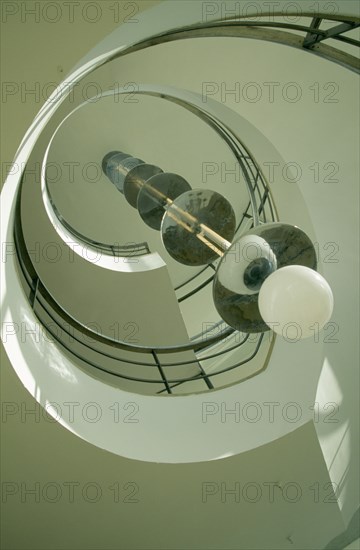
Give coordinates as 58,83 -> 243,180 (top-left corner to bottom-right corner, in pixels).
152,351 -> 172,394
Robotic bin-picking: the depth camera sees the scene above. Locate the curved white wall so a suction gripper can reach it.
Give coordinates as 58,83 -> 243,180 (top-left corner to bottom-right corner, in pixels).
1,0 -> 359,531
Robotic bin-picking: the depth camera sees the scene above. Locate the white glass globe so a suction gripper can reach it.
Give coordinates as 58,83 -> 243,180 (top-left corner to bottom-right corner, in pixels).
258,265 -> 334,340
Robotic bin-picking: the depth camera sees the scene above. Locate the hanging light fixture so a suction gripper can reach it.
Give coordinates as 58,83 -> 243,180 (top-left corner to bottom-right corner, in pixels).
103,150 -> 334,339
2,0 -> 356,464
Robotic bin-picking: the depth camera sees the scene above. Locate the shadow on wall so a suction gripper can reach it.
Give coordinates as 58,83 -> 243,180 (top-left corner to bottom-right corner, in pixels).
324,507 -> 360,550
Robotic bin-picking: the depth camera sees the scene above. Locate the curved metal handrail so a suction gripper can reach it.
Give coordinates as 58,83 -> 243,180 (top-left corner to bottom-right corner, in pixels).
14,10 -> 355,392
36,11 -> 358,308
15,161 -> 272,393
16,86 -> 279,391
107,15 -> 359,73
54,213 -> 150,257
39,86 -> 277,317
16,167 -> 237,354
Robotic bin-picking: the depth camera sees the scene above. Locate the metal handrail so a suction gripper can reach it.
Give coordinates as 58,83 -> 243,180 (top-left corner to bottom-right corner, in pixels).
44,179 -> 151,257
111,15 -> 359,73
15,159 -> 270,392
